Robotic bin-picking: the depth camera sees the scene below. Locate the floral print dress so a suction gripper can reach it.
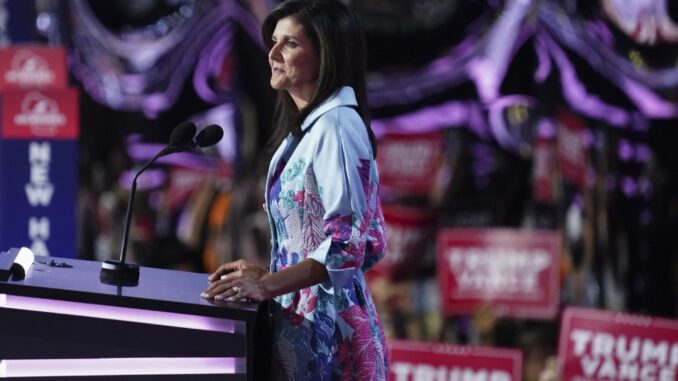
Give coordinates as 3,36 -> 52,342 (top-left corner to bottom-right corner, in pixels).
265,87 -> 388,380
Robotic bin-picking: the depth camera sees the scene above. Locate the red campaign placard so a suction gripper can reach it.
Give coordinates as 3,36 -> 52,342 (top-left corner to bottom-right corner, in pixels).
388,339 -> 522,381
558,307 -> 678,381
370,205 -> 437,279
1,89 -> 79,139
376,130 -> 443,195
437,228 -> 561,319
533,138 -> 556,204
556,110 -> 587,190
0,45 -> 68,89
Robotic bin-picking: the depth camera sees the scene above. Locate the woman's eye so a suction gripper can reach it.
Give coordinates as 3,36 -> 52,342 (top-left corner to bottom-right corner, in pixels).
286,41 -> 298,48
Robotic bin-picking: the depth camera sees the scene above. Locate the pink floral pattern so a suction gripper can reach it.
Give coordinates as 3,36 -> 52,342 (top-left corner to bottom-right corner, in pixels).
339,305 -> 381,380
265,87 -> 388,380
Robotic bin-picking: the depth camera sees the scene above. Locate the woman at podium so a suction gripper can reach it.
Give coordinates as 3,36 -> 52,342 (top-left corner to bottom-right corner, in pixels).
201,0 -> 388,379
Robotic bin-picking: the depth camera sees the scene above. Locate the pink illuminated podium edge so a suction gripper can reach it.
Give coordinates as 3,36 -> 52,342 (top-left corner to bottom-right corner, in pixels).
0,256 -> 269,380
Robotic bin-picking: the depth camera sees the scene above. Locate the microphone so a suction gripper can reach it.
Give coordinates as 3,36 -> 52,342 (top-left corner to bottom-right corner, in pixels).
159,121 -> 198,155
100,122 -> 197,285
194,124 -> 224,148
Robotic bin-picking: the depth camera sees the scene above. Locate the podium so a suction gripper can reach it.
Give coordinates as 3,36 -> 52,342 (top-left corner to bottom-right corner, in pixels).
0,257 -> 269,380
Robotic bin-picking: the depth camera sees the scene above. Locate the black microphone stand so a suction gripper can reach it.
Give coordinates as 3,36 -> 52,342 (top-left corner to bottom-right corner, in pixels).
99,150 -> 162,285
100,123 -> 197,286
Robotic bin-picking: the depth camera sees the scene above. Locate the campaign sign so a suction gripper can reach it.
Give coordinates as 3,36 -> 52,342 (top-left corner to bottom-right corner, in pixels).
0,89 -> 79,258
556,110 -> 587,190
0,141 -> 78,258
377,130 -> 443,196
558,307 -> 678,381
388,339 -> 522,381
437,229 -> 560,319
370,204 -> 437,279
1,89 -> 79,139
533,138 -> 556,204
0,45 -> 68,89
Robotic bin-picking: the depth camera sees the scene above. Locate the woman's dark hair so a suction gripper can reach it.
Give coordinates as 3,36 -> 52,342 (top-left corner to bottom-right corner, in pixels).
262,0 -> 377,157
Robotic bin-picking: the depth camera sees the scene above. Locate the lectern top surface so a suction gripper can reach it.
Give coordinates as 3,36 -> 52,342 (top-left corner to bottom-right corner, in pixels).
0,256 -> 259,319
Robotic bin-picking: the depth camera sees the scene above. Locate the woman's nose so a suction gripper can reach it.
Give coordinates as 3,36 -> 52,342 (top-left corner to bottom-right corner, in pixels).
269,43 -> 282,62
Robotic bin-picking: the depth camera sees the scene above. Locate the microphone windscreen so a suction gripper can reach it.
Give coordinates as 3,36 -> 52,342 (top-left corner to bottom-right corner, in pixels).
169,122 -> 197,146
195,124 -> 224,148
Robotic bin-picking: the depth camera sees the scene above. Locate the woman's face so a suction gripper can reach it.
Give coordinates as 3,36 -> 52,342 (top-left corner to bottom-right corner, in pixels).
268,17 -> 320,109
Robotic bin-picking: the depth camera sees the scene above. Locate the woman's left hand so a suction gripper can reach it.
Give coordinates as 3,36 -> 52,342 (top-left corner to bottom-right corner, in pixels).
201,272 -> 271,302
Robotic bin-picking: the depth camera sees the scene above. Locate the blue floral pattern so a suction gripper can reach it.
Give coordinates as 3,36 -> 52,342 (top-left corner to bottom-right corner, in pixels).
265,87 -> 388,380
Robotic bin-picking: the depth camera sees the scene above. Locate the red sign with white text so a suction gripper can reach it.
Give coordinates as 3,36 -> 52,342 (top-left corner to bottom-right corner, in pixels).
388,339 -> 522,381
377,130 -> 443,195
1,89 -> 79,139
0,46 -> 67,89
437,229 -> 560,319
558,307 -> 678,381
556,110 -> 587,190
370,205 -> 437,279
533,137 -> 556,204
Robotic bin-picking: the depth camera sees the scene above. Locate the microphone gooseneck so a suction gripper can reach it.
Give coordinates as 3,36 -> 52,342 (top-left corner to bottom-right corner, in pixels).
100,122 -> 198,286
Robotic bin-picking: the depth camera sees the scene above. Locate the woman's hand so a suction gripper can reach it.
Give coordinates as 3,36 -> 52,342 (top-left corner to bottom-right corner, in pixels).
201,259 -> 271,302
202,258 -> 329,302
208,259 -> 268,282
